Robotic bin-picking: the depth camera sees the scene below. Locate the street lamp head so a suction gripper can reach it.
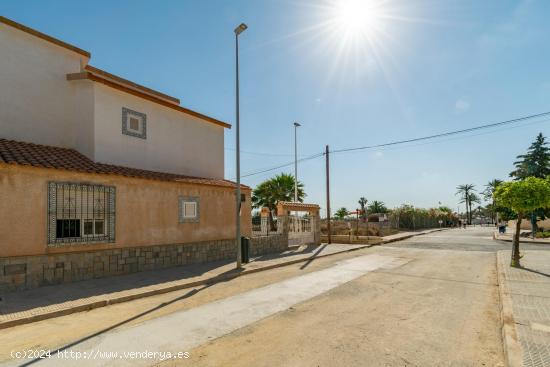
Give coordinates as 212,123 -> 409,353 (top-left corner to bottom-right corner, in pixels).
234,23 -> 248,35
294,122 -> 301,127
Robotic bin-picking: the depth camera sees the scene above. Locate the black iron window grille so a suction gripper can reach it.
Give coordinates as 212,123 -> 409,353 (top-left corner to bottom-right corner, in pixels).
48,182 -> 116,245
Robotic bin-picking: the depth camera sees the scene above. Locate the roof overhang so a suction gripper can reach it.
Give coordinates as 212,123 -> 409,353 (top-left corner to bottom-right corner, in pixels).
67,71 -> 231,129
0,16 -> 90,58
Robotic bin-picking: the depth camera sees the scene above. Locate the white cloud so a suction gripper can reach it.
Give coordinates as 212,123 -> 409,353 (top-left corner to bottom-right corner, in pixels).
375,151 -> 383,157
455,99 -> 470,113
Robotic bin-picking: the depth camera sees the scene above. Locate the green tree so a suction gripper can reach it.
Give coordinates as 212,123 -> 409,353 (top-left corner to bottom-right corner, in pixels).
456,184 -> 476,224
368,200 -> 388,213
483,179 -> 503,223
358,197 -> 368,220
494,177 -> 550,267
510,133 -> 550,180
510,133 -> 550,233
251,173 -> 305,229
334,207 -> 349,220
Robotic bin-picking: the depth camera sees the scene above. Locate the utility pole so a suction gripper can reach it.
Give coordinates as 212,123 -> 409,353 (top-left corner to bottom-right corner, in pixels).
325,145 -> 331,244
293,122 -> 301,202
356,209 -> 359,239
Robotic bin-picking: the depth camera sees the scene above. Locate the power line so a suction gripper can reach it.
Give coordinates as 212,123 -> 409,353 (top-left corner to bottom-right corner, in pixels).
235,111 -> 550,179
240,152 -> 325,178
225,147 -> 296,157
330,111 -> 550,154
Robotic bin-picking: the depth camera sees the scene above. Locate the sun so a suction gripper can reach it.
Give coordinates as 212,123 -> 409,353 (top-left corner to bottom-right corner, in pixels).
332,0 -> 385,38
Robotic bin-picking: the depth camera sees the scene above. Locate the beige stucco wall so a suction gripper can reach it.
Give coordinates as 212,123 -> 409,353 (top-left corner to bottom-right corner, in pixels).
93,84 -> 225,179
0,164 -> 251,258
0,22 -> 95,158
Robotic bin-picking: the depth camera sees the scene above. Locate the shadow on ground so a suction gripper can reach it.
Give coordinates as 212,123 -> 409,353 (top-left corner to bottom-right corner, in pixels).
0,245 -> 329,316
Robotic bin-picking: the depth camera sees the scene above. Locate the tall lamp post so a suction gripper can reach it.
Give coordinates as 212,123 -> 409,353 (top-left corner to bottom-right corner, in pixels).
234,23 -> 247,269
293,122 -> 301,202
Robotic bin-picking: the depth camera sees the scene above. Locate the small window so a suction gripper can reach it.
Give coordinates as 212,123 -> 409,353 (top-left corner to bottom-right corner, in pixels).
122,107 -> 147,139
129,117 -> 140,132
83,219 -> 105,236
179,196 -> 199,223
83,220 -> 94,235
94,220 -> 104,235
56,219 -> 81,239
183,202 -> 197,218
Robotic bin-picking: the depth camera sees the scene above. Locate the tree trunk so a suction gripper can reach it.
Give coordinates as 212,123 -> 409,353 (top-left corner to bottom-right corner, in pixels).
468,200 -> 472,225
511,212 -> 523,268
466,197 -> 469,225
268,209 -> 276,231
531,213 -> 538,239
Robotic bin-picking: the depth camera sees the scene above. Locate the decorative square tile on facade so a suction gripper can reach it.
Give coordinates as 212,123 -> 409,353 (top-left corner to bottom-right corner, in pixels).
121,107 -> 147,139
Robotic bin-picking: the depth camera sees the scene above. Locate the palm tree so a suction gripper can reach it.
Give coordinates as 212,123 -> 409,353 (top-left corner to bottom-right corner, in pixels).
358,197 -> 368,221
334,207 -> 349,220
468,192 -> 481,222
456,184 -> 476,224
252,173 -> 305,229
483,179 -> 502,223
368,200 -> 388,213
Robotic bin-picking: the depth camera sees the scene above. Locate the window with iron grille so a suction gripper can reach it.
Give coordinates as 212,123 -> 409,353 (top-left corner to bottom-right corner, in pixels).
48,182 -> 116,245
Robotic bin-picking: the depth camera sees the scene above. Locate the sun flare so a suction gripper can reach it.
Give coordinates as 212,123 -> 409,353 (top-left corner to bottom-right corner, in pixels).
333,0 -> 385,38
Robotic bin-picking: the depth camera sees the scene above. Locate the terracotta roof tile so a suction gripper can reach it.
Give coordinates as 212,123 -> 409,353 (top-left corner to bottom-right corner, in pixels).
0,138 -> 248,189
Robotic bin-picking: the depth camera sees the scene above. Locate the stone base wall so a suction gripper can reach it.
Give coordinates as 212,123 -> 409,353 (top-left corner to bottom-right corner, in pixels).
0,236 -> 288,292
250,234 -> 288,257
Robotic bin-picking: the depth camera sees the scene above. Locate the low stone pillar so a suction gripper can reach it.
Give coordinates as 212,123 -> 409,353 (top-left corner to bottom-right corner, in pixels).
312,214 -> 321,245
260,207 -> 270,235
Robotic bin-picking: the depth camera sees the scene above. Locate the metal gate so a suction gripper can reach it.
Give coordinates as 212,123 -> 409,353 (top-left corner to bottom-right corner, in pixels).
288,215 -> 315,247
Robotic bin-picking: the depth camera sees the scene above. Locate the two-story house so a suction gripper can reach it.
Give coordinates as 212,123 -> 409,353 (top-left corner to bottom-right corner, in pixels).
0,16 -> 252,291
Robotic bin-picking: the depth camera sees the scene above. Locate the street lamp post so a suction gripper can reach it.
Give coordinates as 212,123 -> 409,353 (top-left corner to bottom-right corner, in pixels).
234,23 -> 247,269
293,122 -> 301,202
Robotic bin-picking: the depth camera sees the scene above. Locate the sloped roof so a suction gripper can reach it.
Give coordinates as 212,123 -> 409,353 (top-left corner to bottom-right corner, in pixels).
0,16 -> 90,57
0,138 -> 248,189
85,65 -> 180,105
1,16 -> 231,129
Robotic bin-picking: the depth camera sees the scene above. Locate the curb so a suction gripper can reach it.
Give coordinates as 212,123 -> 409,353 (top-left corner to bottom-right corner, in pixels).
0,229 -> 442,330
493,233 -> 550,245
495,251 -> 523,367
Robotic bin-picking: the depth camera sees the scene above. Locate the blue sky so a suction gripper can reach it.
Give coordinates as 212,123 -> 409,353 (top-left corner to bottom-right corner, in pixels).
2,0 -> 549,214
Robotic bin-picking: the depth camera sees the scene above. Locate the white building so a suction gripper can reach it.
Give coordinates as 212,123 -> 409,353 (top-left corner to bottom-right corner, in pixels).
0,16 -> 228,179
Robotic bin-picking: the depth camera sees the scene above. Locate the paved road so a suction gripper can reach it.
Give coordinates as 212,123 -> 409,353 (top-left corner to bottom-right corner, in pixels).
1,229 -> 513,366
388,227 -> 550,252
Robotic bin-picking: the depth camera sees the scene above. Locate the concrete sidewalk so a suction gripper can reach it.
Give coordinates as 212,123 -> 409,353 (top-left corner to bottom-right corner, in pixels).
497,250 -> 550,367
0,229 -> 443,329
494,232 -> 550,245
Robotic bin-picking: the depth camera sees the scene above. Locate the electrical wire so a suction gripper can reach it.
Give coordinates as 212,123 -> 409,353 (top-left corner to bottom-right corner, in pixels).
234,111 -> 550,179
330,111 -> 550,154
